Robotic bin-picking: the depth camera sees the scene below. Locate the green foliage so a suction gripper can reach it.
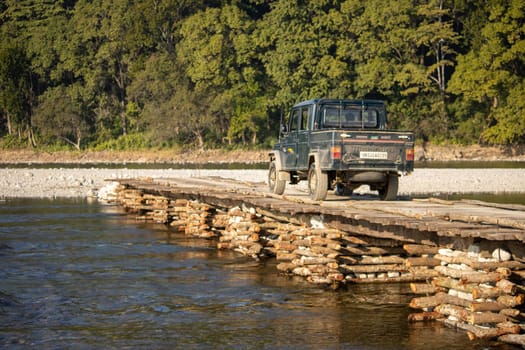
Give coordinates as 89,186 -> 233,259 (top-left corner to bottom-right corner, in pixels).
33,85 -> 92,150
448,0 -> 525,145
0,45 -> 33,139
1,0 -> 524,150
92,133 -> 149,151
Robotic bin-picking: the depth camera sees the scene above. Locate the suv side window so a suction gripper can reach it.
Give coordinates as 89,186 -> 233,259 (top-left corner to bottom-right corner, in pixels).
289,108 -> 300,132
300,107 -> 310,131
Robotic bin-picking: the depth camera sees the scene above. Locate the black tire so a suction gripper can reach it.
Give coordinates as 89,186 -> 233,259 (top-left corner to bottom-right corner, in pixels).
308,162 -> 328,201
378,174 -> 398,201
268,161 -> 286,195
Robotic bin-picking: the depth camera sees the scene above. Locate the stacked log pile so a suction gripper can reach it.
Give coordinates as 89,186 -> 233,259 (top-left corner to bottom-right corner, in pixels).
216,206 -> 265,258
273,225 -> 344,285
114,187 -> 217,238
338,238 -> 441,283
408,247 -> 525,343
108,180 -> 525,346
111,187 -> 448,287
180,200 -> 217,239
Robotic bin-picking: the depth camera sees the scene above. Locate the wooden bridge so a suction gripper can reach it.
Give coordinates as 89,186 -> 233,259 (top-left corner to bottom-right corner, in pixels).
107,175 -> 525,345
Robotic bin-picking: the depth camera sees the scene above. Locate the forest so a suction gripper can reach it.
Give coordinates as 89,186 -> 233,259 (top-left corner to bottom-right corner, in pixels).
0,0 -> 524,151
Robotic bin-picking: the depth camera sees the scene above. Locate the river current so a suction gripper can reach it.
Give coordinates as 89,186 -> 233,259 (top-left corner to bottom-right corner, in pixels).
0,198 -> 515,349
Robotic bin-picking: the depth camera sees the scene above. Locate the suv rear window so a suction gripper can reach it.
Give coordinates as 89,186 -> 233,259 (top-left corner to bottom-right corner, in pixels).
320,104 -> 379,129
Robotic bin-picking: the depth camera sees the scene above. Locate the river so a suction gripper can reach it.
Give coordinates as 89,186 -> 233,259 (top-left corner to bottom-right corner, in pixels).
0,198 -> 517,349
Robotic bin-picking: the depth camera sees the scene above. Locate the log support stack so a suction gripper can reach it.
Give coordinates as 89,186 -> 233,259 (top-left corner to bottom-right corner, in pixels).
274,225 -> 344,285
338,237 -> 441,283
110,181 -> 525,346
217,206 -> 264,258
408,247 -> 525,343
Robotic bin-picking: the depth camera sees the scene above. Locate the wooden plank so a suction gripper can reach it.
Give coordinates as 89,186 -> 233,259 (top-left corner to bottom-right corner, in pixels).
113,178 -> 525,245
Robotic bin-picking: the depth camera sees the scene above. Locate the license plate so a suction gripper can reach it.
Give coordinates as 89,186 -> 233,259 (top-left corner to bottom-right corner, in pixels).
359,151 -> 388,160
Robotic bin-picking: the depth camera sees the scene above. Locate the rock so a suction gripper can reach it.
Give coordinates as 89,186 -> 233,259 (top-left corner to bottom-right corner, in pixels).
492,248 -> 511,262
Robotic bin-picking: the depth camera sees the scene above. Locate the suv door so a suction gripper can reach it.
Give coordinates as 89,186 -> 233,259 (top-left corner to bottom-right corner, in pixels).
282,108 -> 300,169
297,105 -> 312,170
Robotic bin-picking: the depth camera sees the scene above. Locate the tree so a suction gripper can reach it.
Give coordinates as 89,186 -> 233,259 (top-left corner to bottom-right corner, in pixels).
257,0 -> 351,108
448,0 -> 525,144
178,4 -> 268,145
0,45 -> 35,144
339,0 -> 460,138
33,85 -> 92,150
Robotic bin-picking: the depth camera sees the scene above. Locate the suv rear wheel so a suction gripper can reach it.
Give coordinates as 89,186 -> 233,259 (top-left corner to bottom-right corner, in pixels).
308,162 -> 328,201
378,174 -> 398,201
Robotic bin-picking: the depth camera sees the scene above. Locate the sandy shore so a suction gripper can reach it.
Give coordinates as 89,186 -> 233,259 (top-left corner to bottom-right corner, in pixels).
0,167 -> 524,199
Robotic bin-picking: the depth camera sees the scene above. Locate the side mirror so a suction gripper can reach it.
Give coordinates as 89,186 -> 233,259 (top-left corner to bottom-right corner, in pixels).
280,123 -> 288,136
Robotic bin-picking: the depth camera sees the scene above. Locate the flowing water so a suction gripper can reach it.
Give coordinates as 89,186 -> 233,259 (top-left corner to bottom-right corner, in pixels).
0,199 -> 516,349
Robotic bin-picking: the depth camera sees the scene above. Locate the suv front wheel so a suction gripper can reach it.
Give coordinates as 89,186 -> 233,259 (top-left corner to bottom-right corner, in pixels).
308,162 -> 328,201
268,160 -> 286,195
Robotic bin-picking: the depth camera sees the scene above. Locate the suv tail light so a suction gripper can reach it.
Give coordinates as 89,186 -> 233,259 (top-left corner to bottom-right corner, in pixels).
406,148 -> 414,161
331,146 -> 342,160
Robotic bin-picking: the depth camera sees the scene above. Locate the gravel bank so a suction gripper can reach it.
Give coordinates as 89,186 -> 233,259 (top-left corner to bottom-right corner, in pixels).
0,168 -> 524,199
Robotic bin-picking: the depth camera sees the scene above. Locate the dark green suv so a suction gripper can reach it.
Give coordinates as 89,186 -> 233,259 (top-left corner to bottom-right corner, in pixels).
269,99 -> 414,201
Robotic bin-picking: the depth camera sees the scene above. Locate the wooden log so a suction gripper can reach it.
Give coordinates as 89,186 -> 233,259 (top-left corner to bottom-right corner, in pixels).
342,235 -> 403,247
409,292 -> 471,309
499,333 -> 525,346
435,253 -> 525,271
443,319 -> 519,340
497,294 -> 525,307
293,256 -> 337,266
293,239 -> 311,247
496,279 -> 518,295
448,288 -> 474,301
500,308 -> 521,318
408,311 -> 443,322
472,285 -> 506,299
276,252 -> 297,261
360,255 -> 405,265
327,272 -> 345,281
292,266 -> 311,276
468,311 -> 510,325
408,267 -> 440,279
308,228 -> 343,237
403,244 -> 439,255
293,247 -> 322,258
340,245 -> 406,256
405,257 -> 442,267
340,263 -> 406,274
347,273 -> 437,283
410,282 -> 441,295
276,262 -> 295,272
307,264 -> 334,274
310,245 -> 340,257
309,236 -> 340,247
432,276 -> 478,294
469,301 -> 507,312
337,255 -> 358,265
434,304 -> 470,321
435,265 -> 504,283
274,241 -> 298,251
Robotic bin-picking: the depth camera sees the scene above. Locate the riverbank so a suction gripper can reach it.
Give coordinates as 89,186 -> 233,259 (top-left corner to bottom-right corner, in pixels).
1,144 -> 524,164
1,167 -> 524,200
1,145 -> 524,199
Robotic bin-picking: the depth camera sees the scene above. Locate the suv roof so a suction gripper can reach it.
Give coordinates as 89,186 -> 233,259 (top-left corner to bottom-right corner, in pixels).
292,98 -> 385,108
